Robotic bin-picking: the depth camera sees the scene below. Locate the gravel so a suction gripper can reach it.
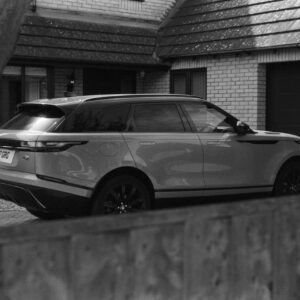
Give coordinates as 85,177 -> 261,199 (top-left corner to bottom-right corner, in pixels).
0,199 -> 25,211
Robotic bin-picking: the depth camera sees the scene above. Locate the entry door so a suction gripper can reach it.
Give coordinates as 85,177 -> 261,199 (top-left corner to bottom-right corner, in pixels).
0,77 -> 22,123
83,69 -> 136,95
267,63 -> 300,135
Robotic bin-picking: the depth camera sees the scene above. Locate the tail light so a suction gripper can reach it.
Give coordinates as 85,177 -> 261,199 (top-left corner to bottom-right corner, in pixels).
17,141 -> 87,152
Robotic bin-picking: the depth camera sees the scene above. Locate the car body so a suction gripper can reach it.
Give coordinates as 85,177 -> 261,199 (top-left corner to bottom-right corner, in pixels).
0,94 -> 299,218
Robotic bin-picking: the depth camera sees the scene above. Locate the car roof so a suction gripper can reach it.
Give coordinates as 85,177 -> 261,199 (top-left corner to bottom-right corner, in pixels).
22,94 -> 206,108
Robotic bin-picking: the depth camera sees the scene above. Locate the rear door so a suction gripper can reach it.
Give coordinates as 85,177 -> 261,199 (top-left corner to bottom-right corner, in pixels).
35,101 -> 134,189
123,102 -> 204,198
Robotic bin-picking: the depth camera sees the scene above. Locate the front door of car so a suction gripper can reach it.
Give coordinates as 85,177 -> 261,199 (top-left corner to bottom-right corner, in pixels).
181,102 -> 271,194
124,102 -> 205,198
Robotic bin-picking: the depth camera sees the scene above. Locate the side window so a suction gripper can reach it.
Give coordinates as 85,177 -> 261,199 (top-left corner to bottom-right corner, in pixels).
182,103 -> 234,133
59,102 -> 130,132
131,103 -> 185,132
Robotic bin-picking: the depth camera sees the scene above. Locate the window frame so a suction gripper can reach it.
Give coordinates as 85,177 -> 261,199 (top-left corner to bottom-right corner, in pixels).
1,64 -> 54,102
170,68 -> 207,99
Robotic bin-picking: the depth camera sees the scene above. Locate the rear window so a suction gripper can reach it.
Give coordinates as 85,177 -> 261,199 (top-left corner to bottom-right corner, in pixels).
0,105 -> 64,132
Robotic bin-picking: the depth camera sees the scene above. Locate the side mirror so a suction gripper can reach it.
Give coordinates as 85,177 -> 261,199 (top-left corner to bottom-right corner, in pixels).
235,121 -> 251,135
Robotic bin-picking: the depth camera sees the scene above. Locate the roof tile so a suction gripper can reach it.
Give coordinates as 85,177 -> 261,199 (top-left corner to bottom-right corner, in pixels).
159,0 -> 300,57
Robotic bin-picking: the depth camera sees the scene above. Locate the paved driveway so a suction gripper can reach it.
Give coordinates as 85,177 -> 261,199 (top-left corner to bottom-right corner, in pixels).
0,200 -> 36,226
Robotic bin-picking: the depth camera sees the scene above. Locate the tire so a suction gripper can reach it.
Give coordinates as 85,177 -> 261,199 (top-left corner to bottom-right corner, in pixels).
274,161 -> 300,196
92,175 -> 152,215
26,209 -> 62,220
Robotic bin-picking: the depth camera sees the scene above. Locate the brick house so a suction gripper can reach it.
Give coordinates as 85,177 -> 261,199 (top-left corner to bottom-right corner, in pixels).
1,0 -> 300,135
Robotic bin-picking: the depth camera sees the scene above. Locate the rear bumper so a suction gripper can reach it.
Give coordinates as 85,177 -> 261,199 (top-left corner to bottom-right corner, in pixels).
0,170 -> 93,216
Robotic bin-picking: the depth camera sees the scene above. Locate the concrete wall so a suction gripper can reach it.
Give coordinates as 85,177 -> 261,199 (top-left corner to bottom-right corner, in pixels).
0,195 -> 299,299
172,48 -> 300,129
36,0 -> 178,22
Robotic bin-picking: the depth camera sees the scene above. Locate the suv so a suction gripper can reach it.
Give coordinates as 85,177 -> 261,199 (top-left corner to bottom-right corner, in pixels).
0,94 -> 300,219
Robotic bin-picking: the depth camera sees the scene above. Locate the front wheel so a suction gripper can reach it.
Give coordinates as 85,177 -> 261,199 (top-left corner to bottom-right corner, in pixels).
274,161 -> 300,196
92,175 -> 152,215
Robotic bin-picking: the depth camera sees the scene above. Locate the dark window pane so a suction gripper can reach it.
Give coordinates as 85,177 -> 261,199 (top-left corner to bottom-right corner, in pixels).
132,104 -> 184,132
191,71 -> 206,98
60,102 -> 130,132
171,69 -> 207,98
173,73 -> 186,94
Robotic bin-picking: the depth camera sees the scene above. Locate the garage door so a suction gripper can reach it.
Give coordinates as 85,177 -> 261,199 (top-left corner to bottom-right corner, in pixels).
267,63 -> 300,135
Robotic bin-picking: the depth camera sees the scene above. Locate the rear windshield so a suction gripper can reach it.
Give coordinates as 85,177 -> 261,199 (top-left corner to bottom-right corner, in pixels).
0,105 -> 65,132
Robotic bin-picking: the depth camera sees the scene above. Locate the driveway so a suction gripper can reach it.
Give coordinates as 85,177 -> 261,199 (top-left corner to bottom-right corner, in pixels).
0,200 -> 36,226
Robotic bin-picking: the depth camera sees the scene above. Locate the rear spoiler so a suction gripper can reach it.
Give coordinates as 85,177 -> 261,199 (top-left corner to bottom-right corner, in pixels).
18,102 -> 79,116
17,103 -> 67,118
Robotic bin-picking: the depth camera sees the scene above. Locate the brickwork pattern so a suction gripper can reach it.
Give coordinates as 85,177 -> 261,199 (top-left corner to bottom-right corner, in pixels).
172,48 -> 300,130
136,71 -> 170,94
37,0 -> 177,21
54,68 -> 83,98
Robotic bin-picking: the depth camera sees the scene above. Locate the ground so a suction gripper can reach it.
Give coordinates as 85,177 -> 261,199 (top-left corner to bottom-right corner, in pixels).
0,199 -> 36,226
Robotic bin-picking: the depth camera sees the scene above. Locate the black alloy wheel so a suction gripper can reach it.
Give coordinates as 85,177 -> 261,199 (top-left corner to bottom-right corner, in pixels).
92,175 -> 152,215
274,161 -> 300,195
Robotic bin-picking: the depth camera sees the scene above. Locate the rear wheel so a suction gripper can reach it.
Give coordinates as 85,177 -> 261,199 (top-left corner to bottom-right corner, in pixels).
274,161 -> 300,195
92,175 -> 152,215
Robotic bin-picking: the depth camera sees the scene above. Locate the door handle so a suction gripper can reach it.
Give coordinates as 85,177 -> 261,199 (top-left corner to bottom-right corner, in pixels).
139,141 -> 156,145
206,141 -> 220,145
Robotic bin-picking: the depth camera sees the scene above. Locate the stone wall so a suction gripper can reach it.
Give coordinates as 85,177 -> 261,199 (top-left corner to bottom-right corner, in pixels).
0,195 -> 299,299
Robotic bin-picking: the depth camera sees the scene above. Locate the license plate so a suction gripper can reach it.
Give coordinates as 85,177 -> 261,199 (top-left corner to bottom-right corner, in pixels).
0,149 -> 15,164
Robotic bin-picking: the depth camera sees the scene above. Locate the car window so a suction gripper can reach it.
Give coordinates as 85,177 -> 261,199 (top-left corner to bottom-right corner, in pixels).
1,105 -> 64,132
182,103 -> 234,133
131,103 -> 185,132
58,102 -> 130,132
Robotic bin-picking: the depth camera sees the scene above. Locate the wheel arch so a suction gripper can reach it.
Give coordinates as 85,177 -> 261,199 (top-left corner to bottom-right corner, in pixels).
273,156 -> 300,186
91,167 -> 155,200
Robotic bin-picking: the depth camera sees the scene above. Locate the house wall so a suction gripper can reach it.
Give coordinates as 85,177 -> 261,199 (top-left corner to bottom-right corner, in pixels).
136,70 -> 170,94
36,0 -> 178,22
172,48 -> 300,130
54,68 -> 83,97
53,68 -> 169,97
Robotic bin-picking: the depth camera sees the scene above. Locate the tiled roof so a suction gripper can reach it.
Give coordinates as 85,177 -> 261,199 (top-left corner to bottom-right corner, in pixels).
158,0 -> 300,58
14,16 -> 162,66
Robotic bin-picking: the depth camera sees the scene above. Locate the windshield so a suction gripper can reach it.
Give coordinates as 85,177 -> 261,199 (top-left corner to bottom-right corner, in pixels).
0,105 -> 65,132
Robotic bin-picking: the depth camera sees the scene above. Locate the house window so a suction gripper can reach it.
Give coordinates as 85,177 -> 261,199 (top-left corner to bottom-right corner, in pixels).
0,65 -> 52,124
171,69 -> 207,99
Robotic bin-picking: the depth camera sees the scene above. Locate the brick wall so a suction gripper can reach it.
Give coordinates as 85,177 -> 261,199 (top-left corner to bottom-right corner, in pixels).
172,48 -> 300,130
37,0 -> 178,22
54,68 -> 83,97
136,70 -> 170,94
